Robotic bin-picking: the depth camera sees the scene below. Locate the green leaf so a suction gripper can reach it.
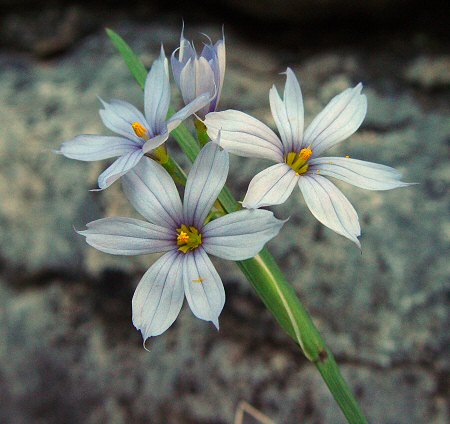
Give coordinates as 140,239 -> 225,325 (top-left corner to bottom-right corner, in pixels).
105,28 -> 147,90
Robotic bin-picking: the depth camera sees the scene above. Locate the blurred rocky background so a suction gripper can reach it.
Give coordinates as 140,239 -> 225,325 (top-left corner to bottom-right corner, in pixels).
0,1 -> 449,423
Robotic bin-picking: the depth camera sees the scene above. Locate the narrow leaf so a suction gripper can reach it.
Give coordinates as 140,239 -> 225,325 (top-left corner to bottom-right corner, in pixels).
105,28 -> 147,90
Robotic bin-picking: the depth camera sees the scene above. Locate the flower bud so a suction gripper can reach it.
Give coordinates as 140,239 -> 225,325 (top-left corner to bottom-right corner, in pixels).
171,27 -> 226,119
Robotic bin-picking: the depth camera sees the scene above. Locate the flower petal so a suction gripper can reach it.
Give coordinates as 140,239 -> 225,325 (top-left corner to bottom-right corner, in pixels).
204,110 -> 284,162
242,163 -> 298,209
122,157 -> 183,230
144,46 -> 170,135
166,92 -> 212,133
178,30 -> 196,64
201,37 -> 225,112
170,32 -> 195,87
212,38 -> 226,110
132,250 -> 184,340
182,248 -> 225,329
309,157 -> 413,190
142,130 -> 169,154
304,83 -> 367,157
269,67 -> 304,153
178,56 -> 215,117
171,52 -> 184,88
58,135 -> 137,161
298,174 -> 361,246
78,217 -> 175,255
203,209 -> 285,260
97,149 -> 144,190
99,98 -> 148,143
183,142 -> 229,228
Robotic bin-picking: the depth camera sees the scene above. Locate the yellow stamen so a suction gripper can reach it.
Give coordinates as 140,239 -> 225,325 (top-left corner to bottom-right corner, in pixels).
131,121 -> 149,140
176,224 -> 202,253
285,148 -> 313,175
177,231 -> 190,244
299,147 -> 313,160
192,278 -> 204,283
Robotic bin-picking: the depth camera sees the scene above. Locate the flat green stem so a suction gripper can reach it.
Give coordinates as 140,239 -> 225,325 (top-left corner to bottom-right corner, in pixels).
161,156 -> 187,186
107,28 -> 368,424
237,249 -> 368,424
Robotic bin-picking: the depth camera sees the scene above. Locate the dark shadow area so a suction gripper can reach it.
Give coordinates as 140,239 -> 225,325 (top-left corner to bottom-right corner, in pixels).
0,0 -> 448,57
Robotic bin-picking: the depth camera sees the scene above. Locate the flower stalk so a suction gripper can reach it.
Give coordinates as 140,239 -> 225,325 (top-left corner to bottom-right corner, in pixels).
160,156 -> 187,186
107,29 -> 368,424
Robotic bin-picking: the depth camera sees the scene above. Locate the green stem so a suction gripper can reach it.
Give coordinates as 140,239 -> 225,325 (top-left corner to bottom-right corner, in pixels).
107,28 -> 368,424
173,131 -> 367,423
161,156 -> 187,186
238,249 -> 367,424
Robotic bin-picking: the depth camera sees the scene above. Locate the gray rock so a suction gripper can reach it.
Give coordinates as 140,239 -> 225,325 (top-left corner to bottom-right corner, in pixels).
1,277 -> 446,424
404,56 -> 450,89
0,6 -> 96,57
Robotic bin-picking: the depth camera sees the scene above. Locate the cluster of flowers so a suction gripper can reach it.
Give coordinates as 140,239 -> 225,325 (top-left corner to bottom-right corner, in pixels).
57,28 -> 410,342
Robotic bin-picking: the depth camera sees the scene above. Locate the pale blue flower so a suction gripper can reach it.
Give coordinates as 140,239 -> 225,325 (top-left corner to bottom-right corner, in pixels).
57,47 -> 211,190
171,27 -> 225,119
205,68 -> 413,247
78,143 -> 284,341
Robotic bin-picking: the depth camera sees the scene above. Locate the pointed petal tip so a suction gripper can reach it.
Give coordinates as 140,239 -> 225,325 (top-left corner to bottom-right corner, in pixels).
212,317 -> 220,331
279,67 -> 295,77
285,67 -> 294,76
199,31 -> 213,45
73,225 -> 86,236
134,320 -> 153,350
97,96 -> 106,108
269,84 -> 278,95
171,45 -> 181,61
279,215 -> 290,225
396,181 -> 419,189
353,237 -> 362,250
142,336 -> 152,352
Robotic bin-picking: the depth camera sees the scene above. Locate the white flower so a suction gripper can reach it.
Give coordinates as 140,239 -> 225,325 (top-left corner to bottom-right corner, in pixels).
205,68 -> 412,246
78,143 -> 284,341
171,26 -> 225,119
57,47 -> 211,190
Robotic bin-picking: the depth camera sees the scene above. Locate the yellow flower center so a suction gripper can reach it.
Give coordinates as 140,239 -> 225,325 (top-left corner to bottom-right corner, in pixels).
177,231 -> 190,244
176,224 -> 202,253
131,122 -> 149,140
285,147 -> 313,175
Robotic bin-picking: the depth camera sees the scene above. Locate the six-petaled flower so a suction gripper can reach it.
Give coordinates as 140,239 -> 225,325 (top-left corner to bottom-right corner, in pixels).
78,143 -> 284,341
205,68 -> 412,246
57,47 -> 211,190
